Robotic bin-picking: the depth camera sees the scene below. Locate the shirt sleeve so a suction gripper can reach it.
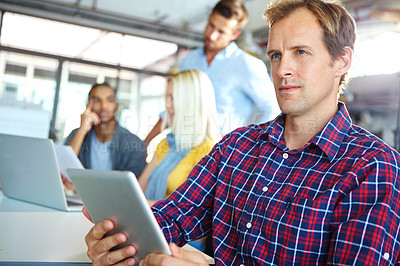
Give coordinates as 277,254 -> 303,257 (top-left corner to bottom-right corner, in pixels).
189,138 -> 215,163
151,136 -> 228,246
179,51 -> 194,71
165,139 -> 216,198
243,58 -> 280,124
64,129 -> 76,145
329,149 -> 400,264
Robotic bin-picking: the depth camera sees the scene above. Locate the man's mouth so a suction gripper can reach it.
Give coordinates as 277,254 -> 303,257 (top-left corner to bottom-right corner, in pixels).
100,112 -> 109,118
279,85 -> 300,92
205,39 -> 213,46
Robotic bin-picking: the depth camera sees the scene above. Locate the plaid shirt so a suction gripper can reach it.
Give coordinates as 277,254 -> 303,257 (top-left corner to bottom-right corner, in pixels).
152,103 -> 400,265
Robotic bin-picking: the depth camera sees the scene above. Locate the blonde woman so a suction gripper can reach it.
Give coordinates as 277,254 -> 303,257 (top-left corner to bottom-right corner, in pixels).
138,69 -> 220,204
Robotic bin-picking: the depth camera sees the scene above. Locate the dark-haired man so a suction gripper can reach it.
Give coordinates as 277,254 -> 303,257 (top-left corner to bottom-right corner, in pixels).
65,83 -> 146,177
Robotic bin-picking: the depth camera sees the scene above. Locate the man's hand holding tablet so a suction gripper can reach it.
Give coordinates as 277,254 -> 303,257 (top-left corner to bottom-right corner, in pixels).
83,210 -> 208,265
68,169 -> 209,266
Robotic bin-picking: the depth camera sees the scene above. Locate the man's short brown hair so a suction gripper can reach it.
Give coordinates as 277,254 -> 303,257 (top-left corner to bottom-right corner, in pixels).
264,0 -> 356,94
212,0 -> 249,32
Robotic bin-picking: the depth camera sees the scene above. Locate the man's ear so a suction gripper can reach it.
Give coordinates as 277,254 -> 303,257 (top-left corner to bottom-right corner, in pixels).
231,30 -> 242,41
336,46 -> 352,77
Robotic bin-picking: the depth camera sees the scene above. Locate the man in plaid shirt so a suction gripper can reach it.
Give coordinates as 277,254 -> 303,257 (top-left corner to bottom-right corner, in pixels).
84,0 -> 400,265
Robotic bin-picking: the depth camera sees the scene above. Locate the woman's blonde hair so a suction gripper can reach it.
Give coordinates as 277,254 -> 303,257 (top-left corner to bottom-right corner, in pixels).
165,69 -> 220,151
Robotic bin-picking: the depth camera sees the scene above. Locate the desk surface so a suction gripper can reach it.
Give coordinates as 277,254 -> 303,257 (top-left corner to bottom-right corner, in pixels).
0,192 -> 92,263
0,191 -> 214,265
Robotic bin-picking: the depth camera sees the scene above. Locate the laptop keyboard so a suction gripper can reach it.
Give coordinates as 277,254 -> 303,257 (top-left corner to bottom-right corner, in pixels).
66,192 -> 83,206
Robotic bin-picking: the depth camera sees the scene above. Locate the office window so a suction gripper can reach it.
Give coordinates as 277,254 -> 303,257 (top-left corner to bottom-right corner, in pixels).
0,12 -> 176,141
351,32 -> 400,78
5,63 -> 27,76
0,12 -> 178,72
34,68 -> 56,80
0,51 -> 58,138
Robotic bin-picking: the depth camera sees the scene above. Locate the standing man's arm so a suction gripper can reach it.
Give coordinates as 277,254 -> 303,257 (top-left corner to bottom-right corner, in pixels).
67,101 -> 100,155
244,59 -> 280,124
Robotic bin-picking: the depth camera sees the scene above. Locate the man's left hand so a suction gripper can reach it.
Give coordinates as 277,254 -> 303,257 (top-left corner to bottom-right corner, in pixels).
140,243 -> 208,266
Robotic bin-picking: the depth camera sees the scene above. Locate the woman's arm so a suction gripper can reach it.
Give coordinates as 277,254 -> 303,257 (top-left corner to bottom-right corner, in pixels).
138,154 -> 158,192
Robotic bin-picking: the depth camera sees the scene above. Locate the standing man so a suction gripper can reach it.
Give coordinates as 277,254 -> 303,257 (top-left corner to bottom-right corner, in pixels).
65,82 -> 146,177
145,0 -> 279,146
84,0 -> 400,265
180,0 -> 279,134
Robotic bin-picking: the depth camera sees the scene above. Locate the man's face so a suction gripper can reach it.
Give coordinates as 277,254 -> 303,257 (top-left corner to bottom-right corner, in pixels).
267,7 -> 343,118
203,12 -> 240,52
88,85 -> 118,124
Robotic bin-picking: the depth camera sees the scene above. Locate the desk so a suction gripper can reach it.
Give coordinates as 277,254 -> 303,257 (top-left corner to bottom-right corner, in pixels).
0,192 -> 214,265
0,192 -> 92,264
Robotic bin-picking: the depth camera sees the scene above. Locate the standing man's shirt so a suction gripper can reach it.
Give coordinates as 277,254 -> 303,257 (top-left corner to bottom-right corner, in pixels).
65,123 -> 147,177
151,102 -> 400,265
180,42 -> 280,135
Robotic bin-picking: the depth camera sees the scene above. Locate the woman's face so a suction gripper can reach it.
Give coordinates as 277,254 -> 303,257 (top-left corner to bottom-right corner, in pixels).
165,79 -> 174,123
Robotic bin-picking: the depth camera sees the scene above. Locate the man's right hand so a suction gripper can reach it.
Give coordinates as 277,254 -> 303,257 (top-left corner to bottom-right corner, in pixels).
83,207 -> 208,266
85,218 -> 137,265
61,173 -> 75,191
80,101 -> 100,134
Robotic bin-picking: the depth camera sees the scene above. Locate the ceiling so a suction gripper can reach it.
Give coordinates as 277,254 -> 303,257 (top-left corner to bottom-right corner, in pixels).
1,0 -> 400,49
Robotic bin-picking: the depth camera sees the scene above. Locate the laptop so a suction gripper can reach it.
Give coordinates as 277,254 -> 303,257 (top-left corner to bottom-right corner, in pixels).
0,133 -> 83,211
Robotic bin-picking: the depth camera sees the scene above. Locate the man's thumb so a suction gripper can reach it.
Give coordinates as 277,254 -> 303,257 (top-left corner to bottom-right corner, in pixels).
170,243 -> 181,257
169,243 -> 207,264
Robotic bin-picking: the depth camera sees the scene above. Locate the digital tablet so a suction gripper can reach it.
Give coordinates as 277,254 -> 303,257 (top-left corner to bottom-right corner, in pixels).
67,168 -> 171,264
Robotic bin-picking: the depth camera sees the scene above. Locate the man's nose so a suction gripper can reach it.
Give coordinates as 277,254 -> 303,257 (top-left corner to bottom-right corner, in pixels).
277,56 -> 294,78
209,30 -> 219,41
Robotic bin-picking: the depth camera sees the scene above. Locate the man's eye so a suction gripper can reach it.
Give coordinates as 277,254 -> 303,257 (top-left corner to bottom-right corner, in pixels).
271,53 -> 281,60
297,50 -> 306,55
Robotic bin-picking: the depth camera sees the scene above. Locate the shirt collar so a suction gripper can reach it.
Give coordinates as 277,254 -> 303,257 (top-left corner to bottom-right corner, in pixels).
313,102 -> 352,161
261,102 -> 352,162
224,42 -> 238,58
204,42 -> 237,59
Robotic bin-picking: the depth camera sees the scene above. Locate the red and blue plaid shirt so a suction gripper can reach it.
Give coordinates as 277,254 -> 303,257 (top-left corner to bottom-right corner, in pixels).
152,103 -> 400,265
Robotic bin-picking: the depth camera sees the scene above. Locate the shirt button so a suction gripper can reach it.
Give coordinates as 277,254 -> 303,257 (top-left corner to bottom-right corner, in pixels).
262,186 -> 268,192
283,153 -> 289,159
246,222 -> 252,228
384,252 -> 390,260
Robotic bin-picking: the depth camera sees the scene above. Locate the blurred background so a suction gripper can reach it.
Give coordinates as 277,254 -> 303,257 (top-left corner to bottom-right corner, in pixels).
0,0 -> 399,151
